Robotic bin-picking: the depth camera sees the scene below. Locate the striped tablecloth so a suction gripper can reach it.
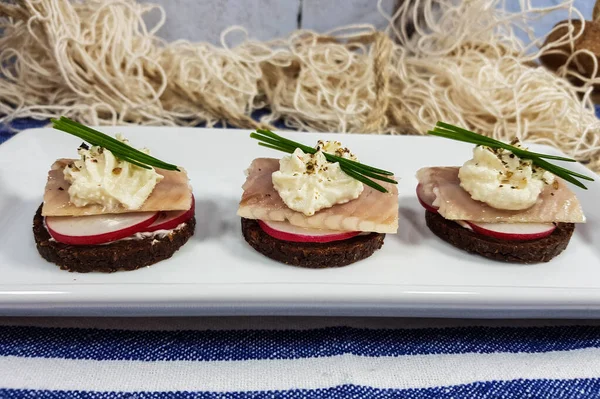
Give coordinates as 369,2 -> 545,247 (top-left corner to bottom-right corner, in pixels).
2,119 -> 600,398
2,317 -> 600,398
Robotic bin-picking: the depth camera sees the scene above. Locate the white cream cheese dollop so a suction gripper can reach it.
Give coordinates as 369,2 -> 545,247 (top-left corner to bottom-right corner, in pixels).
458,143 -> 555,210
271,140 -> 364,216
63,135 -> 164,211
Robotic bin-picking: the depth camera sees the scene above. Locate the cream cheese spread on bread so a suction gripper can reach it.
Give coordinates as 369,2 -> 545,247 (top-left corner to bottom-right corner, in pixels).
63,135 -> 163,211
458,143 -> 555,210
271,140 -> 363,216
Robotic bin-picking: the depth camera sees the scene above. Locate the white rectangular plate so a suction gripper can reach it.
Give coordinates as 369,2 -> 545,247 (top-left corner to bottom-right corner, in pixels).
0,127 -> 598,318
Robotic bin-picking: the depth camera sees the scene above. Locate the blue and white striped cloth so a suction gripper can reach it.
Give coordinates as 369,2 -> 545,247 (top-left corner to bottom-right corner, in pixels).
2,317 -> 600,397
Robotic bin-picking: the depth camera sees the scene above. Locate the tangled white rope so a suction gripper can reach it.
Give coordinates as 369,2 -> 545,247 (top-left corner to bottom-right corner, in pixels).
0,0 -> 599,170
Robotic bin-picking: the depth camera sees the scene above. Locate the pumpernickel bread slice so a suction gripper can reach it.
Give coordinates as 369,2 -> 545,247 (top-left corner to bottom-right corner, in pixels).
33,204 -> 195,273
241,218 -> 385,268
425,211 -> 575,263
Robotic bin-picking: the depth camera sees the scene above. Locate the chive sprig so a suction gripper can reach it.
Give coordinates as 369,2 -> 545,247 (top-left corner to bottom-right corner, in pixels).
428,122 -> 594,189
250,129 -> 397,193
51,117 -> 179,171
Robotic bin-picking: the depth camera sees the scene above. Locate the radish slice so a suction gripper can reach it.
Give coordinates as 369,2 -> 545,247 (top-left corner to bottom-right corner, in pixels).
416,183 -> 555,241
46,212 -> 159,245
145,196 -> 195,232
258,220 -> 360,243
466,221 -> 556,241
416,184 -> 438,213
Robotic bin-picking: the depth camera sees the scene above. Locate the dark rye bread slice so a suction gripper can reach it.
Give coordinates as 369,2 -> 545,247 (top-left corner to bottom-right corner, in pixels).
241,218 -> 385,268
425,211 -> 575,264
33,204 -> 195,273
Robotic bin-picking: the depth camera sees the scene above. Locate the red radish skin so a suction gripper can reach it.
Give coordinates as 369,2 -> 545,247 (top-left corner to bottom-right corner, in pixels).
46,212 -> 159,245
145,196 -> 195,232
466,221 -> 556,241
258,220 -> 360,243
416,184 -> 439,213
